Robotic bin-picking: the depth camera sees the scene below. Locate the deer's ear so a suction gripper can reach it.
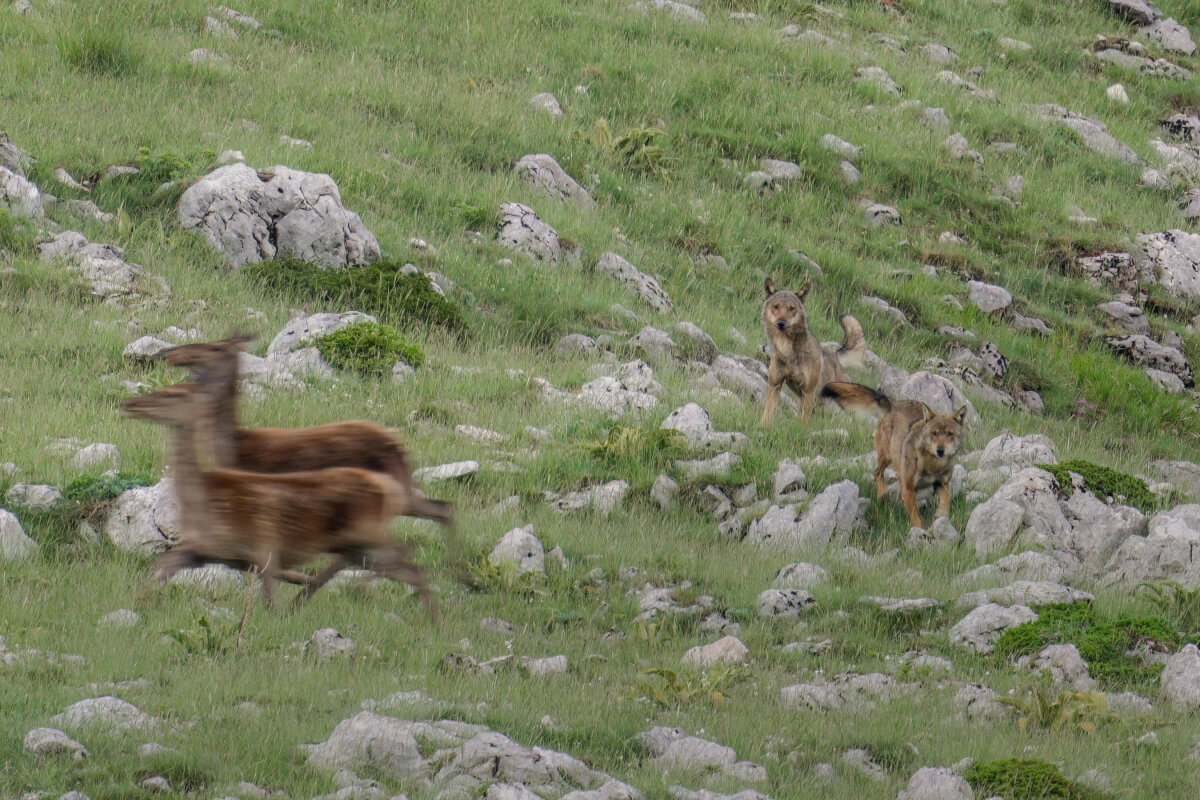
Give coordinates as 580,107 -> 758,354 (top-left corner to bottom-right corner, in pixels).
764,278 -> 776,297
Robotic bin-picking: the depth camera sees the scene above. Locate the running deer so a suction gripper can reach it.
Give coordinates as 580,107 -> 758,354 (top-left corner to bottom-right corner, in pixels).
121,384 -> 437,616
162,335 -> 452,524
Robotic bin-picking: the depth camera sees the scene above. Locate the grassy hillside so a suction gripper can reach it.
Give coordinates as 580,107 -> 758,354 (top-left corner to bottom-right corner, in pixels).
3,0 -> 1200,797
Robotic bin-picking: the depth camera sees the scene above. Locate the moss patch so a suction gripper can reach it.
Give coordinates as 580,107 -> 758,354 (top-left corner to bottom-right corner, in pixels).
312,320 -> 425,378
1037,459 -> 1157,512
965,758 -> 1108,800
994,603 -> 1180,688
244,257 -> 466,334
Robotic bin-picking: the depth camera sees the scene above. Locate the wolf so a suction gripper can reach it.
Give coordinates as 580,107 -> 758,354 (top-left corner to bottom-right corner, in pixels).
872,399 -> 967,529
760,278 -> 868,425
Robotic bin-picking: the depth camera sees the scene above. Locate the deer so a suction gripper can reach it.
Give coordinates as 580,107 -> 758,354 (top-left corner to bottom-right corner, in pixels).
121,384 -> 437,617
161,335 -> 465,574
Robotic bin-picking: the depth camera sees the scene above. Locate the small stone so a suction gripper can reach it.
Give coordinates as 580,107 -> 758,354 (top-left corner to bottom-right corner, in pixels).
682,635 -> 749,668
1107,83 -> 1130,104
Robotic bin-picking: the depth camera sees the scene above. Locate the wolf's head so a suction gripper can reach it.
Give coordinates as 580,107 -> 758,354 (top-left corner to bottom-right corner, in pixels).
917,405 -> 968,459
761,278 -> 810,334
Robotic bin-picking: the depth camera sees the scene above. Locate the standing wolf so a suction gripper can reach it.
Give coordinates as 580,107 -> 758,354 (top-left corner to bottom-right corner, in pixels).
760,278 -> 868,425
873,400 -> 967,529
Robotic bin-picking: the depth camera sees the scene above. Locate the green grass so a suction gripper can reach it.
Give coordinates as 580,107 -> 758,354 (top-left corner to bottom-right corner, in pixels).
243,257 -> 467,334
965,758 -> 1109,800
994,603 -> 1183,688
312,320 -> 426,376
4,0 -> 1200,796
1039,459 -> 1159,512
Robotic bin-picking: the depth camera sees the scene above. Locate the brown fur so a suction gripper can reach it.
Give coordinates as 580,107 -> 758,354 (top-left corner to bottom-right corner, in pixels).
760,278 -> 868,425
873,400 -> 967,529
820,381 -> 892,419
163,337 -> 452,525
122,384 -> 437,616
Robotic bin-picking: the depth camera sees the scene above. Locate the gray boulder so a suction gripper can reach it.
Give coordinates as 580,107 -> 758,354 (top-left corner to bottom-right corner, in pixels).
498,201 -> 569,263
772,562 -> 828,589
672,322 -> 717,364
51,696 -> 155,731
1137,230 -> 1200,301
302,712 -> 429,781
514,154 -> 594,207
949,603 -> 1037,654
1107,335 -> 1193,387
23,728 -> 90,759
267,312 -> 374,358
530,92 -> 564,117
179,163 -> 380,268
780,672 -> 912,712
757,588 -> 816,618
0,510 -> 37,560
897,767 -> 974,800
6,483 -> 63,510
966,281 -> 1012,313
40,231 -> 169,306
489,525 -> 545,575
1141,18 -> 1194,54
964,468 -> 1144,575
0,165 -> 41,217
1103,504 -> 1200,587
1110,0 -> 1162,25
1098,301 -> 1150,334
630,0 -> 707,24
103,479 -> 180,554
956,581 -> 1093,610
1161,643 -> 1200,710
596,253 -> 673,312
629,326 -> 678,365
682,636 -> 749,668
661,404 -> 747,451
745,481 -> 861,550
1027,104 -> 1140,164
1018,644 -> 1095,690
888,371 -> 979,427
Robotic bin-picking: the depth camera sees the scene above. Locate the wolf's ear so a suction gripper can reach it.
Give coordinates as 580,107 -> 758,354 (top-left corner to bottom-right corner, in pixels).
764,278 -> 776,297
952,405 -> 969,425
797,283 -> 811,300
921,404 -> 934,422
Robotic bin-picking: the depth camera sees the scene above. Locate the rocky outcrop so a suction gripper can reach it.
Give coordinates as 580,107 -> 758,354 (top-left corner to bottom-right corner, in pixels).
179,164 -> 380,268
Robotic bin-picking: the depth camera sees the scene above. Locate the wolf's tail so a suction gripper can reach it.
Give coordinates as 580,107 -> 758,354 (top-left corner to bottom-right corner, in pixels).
836,314 -> 867,369
821,382 -> 891,419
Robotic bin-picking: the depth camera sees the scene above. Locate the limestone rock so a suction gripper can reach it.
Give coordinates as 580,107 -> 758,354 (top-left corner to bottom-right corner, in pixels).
1162,643 -> 1200,710
661,404 -> 747,451
489,525 -> 545,575
949,603 -> 1037,654
682,636 -> 749,668
179,163 -> 380,268
1027,104 -> 1140,164
514,154 -> 594,207
23,728 -> 89,760
0,510 -> 37,560
302,712 -> 429,781
103,480 -> 180,554
596,252 -> 673,312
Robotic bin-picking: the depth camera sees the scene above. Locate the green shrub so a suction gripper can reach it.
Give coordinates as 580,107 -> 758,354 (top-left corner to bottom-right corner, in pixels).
244,258 -> 466,334
994,602 -> 1180,687
312,320 -> 425,378
63,471 -> 157,503
965,758 -> 1108,800
57,26 -> 140,76
1038,459 -> 1157,512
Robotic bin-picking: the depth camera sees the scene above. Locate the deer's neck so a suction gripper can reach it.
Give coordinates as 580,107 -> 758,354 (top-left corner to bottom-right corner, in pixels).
199,371 -> 240,467
167,421 -> 210,526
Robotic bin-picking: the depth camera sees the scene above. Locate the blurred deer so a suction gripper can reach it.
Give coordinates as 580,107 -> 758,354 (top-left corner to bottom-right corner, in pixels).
122,384 -> 437,616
